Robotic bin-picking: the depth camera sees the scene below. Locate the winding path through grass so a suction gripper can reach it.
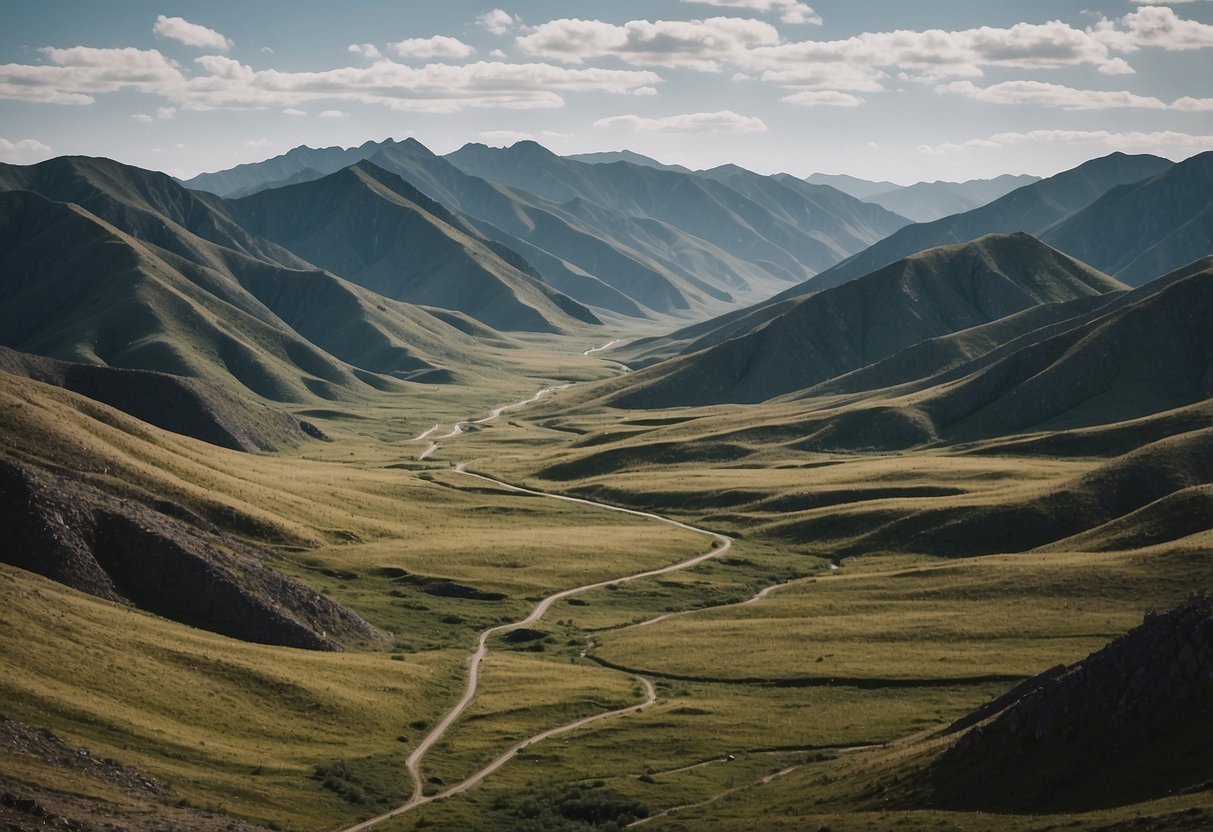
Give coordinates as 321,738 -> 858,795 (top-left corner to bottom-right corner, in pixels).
337,345 -> 734,831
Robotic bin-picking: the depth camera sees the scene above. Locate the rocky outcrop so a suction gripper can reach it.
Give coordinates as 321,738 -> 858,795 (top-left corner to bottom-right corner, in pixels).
0,459 -> 383,651
931,596 -> 1213,811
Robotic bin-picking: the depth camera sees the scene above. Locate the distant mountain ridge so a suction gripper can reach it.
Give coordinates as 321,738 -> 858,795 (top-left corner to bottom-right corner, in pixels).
805,151 -> 1173,291
183,138 -> 912,321
805,172 -> 1041,222
227,160 -> 599,333
565,149 -> 691,173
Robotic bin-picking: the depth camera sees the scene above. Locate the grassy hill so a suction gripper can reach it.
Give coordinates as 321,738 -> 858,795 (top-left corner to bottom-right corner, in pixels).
0,180 -> 531,405
609,233 -> 1123,408
0,346 -> 319,452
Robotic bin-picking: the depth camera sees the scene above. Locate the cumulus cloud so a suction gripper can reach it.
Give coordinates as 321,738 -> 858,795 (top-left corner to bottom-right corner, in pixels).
479,9 -> 521,36
760,64 -> 886,92
594,110 -> 768,132
516,16 -> 780,71
390,36 -> 475,60
1093,5 -> 1213,51
0,137 -> 54,164
348,43 -> 383,60
919,129 -> 1213,155
0,46 -> 182,105
781,89 -> 864,106
152,15 -> 232,52
318,109 -> 346,118
747,19 -> 1135,79
938,80 -> 1167,110
0,48 -> 660,113
1173,96 -> 1213,110
282,107 -> 307,115
680,0 -> 821,25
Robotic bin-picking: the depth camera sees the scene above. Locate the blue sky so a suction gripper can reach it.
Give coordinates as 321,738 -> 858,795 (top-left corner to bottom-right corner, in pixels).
1,1 -> 1211,182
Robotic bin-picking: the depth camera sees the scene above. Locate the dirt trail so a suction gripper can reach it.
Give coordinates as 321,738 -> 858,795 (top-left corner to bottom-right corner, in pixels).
338,343 -> 734,831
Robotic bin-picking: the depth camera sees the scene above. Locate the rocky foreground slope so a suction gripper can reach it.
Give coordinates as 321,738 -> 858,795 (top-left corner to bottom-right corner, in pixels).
929,595 -> 1213,812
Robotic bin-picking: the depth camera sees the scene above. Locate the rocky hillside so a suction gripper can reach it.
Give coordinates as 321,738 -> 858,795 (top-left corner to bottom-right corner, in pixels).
929,595 -> 1213,812
0,458 -> 382,651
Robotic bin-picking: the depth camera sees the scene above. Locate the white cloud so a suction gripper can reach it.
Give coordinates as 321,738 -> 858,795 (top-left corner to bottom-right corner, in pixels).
348,43 -> 383,60
490,48 -> 508,59
760,64 -> 886,92
390,36 -> 475,60
131,113 -> 153,122
939,79 -> 1167,110
318,109 -> 346,118
1173,96 -> 1213,110
0,137 -> 53,164
680,0 -> 821,25
919,129 -> 1213,155
156,105 -> 176,119
0,46 -> 182,105
170,58 -> 660,112
282,107 -> 307,116
152,15 -> 232,52
479,9 -> 521,36
594,110 -> 768,132
516,16 -> 781,71
245,138 -> 272,147
0,47 -> 660,113
1093,5 -> 1213,51
781,89 -> 864,106
747,19 -> 1134,78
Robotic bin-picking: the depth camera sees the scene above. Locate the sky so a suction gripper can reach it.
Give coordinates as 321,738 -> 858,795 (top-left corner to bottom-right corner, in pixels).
1,1 -> 1211,183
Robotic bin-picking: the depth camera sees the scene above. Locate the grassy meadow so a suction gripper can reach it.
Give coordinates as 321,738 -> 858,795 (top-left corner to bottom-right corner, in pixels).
2,332 -> 1210,831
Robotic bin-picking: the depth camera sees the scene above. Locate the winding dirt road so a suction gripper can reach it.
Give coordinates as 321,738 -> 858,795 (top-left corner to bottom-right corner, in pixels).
337,346 -> 734,831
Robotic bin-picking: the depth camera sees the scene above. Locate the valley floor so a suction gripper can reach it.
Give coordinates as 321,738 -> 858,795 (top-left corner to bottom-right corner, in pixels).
2,335 -> 1210,832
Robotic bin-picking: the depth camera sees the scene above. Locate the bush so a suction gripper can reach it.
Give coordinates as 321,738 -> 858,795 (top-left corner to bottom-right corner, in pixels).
487,781 -> 648,831
312,760 -> 368,804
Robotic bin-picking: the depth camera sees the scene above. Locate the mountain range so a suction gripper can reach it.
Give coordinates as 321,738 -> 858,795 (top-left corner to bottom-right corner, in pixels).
1,132 -> 1211,832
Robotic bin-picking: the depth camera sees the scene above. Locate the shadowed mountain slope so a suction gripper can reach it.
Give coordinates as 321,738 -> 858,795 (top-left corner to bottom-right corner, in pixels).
769,427 -> 1213,556
1041,150 -> 1213,286
447,141 -> 908,276
0,456 -> 382,651
927,595 -> 1213,812
804,152 -> 1172,292
618,152 -> 1173,365
0,156 -> 310,270
0,367 -> 385,652
862,174 -> 1042,223
0,347 -> 320,452
804,172 -> 901,199
181,139 -> 384,196
610,234 -> 1124,408
0,188 -> 494,402
372,140 -> 797,315
772,260 -> 1213,454
565,149 -> 692,173
227,161 -> 598,333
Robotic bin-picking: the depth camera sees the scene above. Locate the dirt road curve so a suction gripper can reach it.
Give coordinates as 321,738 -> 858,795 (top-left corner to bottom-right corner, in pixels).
338,369 -> 733,831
